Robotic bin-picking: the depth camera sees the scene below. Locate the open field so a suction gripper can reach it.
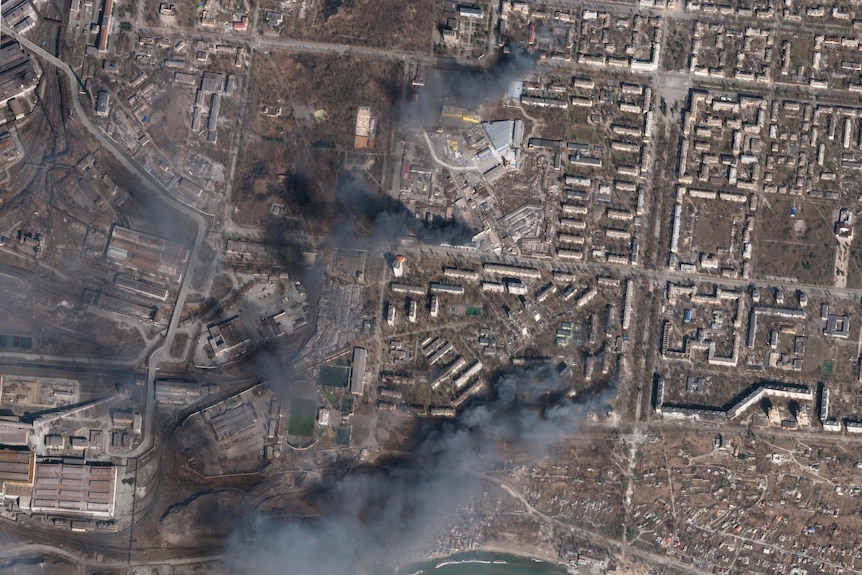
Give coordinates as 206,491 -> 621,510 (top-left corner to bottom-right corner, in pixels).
319,365 -> 350,388
755,198 -> 836,284
662,20 -> 691,72
287,397 -> 317,442
234,52 -> 402,230
277,0 -> 438,52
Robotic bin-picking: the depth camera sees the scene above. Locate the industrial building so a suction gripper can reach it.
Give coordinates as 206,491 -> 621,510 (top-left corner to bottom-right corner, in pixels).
0,449 -> 34,499
105,226 -> 189,283
2,0 -> 37,35
114,273 -> 169,301
0,39 -> 38,106
0,449 -> 34,513
210,403 -> 257,441
155,379 -> 202,405
206,316 -> 251,358
350,347 -> 367,395
0,452 -> 118,519
29,460 -> 117,517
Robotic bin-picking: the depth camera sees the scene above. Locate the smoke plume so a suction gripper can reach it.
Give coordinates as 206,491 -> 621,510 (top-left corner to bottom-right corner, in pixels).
226,52 -> 562,575
227,366 -> 617,574
332,176 -> 476,247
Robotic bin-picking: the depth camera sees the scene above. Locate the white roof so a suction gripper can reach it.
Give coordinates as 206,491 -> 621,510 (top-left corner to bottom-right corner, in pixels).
483,120 -> 513,153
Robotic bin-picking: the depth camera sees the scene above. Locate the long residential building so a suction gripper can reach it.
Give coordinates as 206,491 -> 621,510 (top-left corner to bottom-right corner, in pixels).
391,283 -> 426,296
483,263 -> 541,280
97,0 -> 113,51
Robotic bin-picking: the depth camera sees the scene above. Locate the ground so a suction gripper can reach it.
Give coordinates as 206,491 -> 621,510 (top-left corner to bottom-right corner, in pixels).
234,51 -> 402,232
755,197 -> 837,285
663,21 -> 692,72
13,0 -> 862,573
277,0 -> 439,52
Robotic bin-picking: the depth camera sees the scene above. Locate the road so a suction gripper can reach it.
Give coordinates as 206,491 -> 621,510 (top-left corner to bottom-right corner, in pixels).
242,229 -> 862,304
1,23 -> 209,459
0,541 -> 229,574
396,242 -> 862,302
8,5 -> 862,573
133,22 -> 487,70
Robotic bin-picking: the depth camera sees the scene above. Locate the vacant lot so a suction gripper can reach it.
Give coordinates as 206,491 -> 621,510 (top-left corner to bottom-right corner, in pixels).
755,197 -> 835,284
234,52 -> 402,232
693,202 -> 740,254
663,20 -> 691,72
280,0 -> 438,52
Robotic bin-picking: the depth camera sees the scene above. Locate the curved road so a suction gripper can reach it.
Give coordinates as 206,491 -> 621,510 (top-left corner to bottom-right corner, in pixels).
2,23 -> 208,458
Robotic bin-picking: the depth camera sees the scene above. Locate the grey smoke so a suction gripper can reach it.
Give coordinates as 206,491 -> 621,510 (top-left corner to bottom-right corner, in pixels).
401,51 -> 536,128
227,365 -> 617,574
226,54 -> 557,572
332,176 -> 477,247
265,53 -> 539,273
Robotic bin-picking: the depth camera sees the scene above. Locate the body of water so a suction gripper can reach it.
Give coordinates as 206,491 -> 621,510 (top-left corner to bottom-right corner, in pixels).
399,552 -> 571,575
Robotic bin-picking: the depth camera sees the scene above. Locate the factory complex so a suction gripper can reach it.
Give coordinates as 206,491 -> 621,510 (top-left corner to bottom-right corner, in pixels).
0,449 -> 117,520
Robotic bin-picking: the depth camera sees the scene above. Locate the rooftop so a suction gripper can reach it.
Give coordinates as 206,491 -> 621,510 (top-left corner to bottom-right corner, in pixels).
0,39 -> 38,104
350,347 -> 367,395
30,460 -> 117,517
211,403 -> 256,440
105,226 -> 189,283
0,449 -> 33,486
483,120 -> 514,154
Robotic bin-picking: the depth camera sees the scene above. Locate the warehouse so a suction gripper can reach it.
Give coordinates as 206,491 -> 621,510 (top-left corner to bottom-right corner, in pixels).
0,39 -> 38,106
350,347 -> 367,395
29,459 -> 117,518
105,226 -> 189,283
210,403 -> 257,441
114,273 -> 169,301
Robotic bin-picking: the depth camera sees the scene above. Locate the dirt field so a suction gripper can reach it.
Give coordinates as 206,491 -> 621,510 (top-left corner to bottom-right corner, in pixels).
662,20 -> 692,71
278,0 -> 439,52
693,202 -> 740,254
660,366 -> 756,408
842,225 -> 862,288
234,52 -> 402,230
798,324 -> 858,383
755,197 -> 836,284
